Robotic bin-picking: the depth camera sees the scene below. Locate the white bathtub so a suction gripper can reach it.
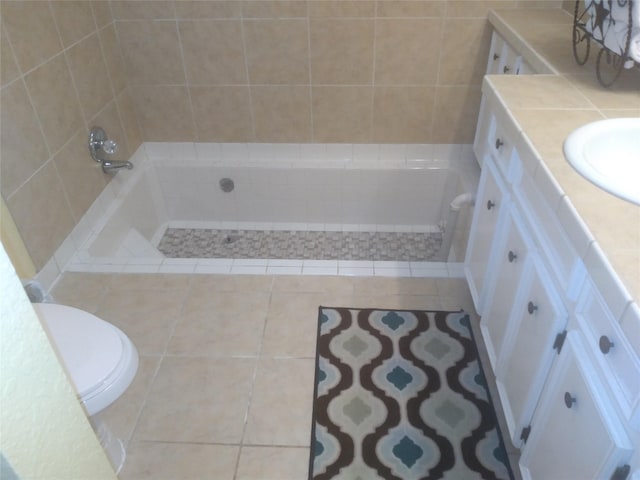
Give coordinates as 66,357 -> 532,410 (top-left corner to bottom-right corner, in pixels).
48,143 -> 479,280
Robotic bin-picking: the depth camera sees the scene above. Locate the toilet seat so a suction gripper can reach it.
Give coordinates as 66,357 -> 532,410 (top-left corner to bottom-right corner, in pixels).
33,303 -> 138,416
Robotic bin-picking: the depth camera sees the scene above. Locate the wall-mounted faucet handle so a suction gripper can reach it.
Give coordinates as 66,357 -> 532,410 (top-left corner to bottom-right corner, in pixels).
89,126 -> 118,162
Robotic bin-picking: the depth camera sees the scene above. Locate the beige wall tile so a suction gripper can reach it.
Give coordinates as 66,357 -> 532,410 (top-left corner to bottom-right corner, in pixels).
310,18 -> 374,85
66,34 -> 113,122
432,85 -> 482,143
174,1 -> 242,19
242,1 -> 308,18
309,1 -> 374,17
446,1 -> 518,18
373,86 -> 435,143
50,1 -> 96,48
0,25 -> 20,86
0,81 -> 50,197
117,20 -> 185,85
1,1 -> 63,73
24,55 -> 84,154
190,86 -> 253,142
7,161 -> 75,270
90,1 -> 114,28
132,86 -> 195,141
438,18 -> 492,86
377,1 -> 446,18
179,20 -> 247,85
53,129 -> 108,222
312,86 -> 372,142
244,19 -> 309,84
252,86 -> 312,142
110,0 -> 175,20
116,89 -> 143,155
374,19 -> 442,85
99,24 -> 128,94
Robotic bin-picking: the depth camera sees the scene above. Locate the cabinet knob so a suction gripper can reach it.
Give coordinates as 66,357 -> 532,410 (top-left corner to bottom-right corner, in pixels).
599,335 -> 615,354
495,138 -> 504,149
508,250 -> 517,263
503,65 -> 511,73
493,53 -> 500,61
486,200 -> 495,210
611,464 -> 631,480
527,301 -> 538,315
564,392 -> 576,409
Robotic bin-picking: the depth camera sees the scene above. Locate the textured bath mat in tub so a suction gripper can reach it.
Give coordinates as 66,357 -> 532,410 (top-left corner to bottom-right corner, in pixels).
310,308 -> 514,480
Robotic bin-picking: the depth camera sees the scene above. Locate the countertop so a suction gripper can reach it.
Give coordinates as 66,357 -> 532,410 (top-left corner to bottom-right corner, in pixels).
486,8 -> 639,313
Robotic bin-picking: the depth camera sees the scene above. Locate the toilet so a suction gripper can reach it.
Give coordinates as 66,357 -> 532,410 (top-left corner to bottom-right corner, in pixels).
32,302 -> 139,473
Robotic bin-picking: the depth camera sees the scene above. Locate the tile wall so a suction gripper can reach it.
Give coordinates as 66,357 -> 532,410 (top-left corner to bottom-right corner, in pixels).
115,0 -> 562,144
0,1 -> 141,271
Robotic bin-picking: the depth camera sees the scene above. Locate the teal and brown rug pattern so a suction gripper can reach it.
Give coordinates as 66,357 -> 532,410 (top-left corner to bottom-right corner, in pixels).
309,308 -> 514,480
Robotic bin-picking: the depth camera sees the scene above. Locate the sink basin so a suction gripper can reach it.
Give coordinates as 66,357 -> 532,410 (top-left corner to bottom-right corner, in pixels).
563,118 -> 640,206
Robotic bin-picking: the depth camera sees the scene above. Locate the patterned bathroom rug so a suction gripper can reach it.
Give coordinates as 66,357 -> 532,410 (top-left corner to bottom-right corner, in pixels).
309,307 -> 514,480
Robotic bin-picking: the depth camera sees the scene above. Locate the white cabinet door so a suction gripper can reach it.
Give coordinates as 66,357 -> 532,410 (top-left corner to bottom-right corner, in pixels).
519,331 -> 633,480
480,204 -> 533,370
465,159 -> 509,315
495,257 -> 568,447
486,31 -> 507,74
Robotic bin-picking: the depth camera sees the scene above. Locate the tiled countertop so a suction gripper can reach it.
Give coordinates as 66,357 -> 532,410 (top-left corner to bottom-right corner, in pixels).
486,8 -> 639,309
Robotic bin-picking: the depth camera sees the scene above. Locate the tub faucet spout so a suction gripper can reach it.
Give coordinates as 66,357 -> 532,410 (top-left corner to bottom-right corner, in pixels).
102,160 -> 134,174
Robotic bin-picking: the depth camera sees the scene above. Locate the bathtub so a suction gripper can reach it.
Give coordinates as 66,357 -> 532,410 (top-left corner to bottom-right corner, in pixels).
50,143 -> 479,279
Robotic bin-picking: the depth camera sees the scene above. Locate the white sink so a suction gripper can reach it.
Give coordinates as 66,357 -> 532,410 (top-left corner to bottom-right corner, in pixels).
563,118 -> 640,206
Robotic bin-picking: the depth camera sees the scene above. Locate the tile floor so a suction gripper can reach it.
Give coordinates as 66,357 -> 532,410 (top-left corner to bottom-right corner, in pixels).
50,273 -> 521,480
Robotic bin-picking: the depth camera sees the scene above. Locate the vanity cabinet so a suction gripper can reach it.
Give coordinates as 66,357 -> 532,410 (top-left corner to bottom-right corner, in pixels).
468,25 -> 640,478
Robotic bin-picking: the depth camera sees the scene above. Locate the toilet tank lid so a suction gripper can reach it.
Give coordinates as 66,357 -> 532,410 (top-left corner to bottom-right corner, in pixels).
32,303 -> 124,398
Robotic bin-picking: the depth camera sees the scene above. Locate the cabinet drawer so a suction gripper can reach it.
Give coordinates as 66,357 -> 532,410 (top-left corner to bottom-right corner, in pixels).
576,280 -> 640,426
486,31 -> 507,74
516,173 -> 586,300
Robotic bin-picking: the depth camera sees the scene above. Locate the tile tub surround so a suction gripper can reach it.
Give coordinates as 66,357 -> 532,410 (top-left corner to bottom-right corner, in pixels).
45,142 -> 477,282
49,272 -> 521,480
486,8 -> 640,308
0,1 -> 141,273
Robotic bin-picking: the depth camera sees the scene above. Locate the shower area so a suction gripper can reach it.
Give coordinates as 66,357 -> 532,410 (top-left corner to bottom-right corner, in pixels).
0,0 -> 528,287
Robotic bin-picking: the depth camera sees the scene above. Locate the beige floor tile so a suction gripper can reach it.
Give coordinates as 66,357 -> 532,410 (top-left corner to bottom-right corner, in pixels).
50,272 -> 112,313
188,274 -> 274,294
167,302 -> 267,356
351,276 -> 440,296
133,356 -> 256,444
119,441 -> 239,480
95,289 -> 186,355
107,273 -> 192,293
244,357 -> 315,446
183,290 -> 271,318
262,292 -> 324,357
272,275 -> 354,294
347,294 -> 442,311
236,446 -> 310,480
101,355 -> 161,448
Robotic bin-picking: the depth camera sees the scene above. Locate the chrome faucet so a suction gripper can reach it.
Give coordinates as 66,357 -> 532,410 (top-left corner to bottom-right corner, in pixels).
88,126 -> 133,174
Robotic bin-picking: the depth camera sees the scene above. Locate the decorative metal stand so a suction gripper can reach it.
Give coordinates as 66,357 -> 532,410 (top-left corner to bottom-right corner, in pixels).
572,0 -> 637,86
